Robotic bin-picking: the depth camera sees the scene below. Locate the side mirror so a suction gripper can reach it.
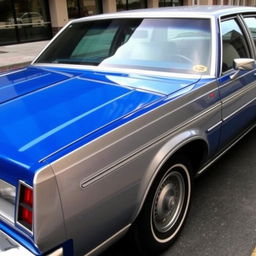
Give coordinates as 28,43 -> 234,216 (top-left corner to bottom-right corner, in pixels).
233,58 -> 255,70
230,58 -> 255,80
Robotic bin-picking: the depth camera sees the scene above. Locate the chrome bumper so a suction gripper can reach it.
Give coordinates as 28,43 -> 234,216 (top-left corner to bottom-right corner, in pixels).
0,230 -> 63,256
0,230 -> 34,255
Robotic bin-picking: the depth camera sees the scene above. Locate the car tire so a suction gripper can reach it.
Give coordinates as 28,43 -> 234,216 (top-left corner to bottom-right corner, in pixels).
131,155 -> 193,255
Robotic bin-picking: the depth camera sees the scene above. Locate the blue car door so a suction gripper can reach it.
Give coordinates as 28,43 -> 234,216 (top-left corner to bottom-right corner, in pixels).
218,15 -> 256,147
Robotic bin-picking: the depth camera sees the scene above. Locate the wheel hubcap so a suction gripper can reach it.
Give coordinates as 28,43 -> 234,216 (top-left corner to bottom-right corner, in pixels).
153,170 -> 185,233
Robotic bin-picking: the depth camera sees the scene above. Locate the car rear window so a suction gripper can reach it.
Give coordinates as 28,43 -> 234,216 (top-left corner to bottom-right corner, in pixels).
36,18 -> 212,75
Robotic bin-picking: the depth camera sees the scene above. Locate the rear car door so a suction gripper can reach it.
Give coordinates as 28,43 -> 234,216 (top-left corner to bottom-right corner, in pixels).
218,14 -> 256,147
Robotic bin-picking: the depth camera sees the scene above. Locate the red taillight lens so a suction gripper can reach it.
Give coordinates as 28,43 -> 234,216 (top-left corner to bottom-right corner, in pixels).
21,186 -> 33,206
18,183 -> 33,231
20,206 -> 32,224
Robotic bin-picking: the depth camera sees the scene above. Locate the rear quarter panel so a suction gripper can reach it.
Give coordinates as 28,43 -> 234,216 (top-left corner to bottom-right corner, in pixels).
50,78 -> 221,256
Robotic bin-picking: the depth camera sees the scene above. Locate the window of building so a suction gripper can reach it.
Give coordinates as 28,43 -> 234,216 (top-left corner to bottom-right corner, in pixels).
0,0 -> 52,45
159,0 -> 183,7
192,0 -> 200,5
116,0 -> 147,12
212,0 -> 224,4
67,0 -> 102,19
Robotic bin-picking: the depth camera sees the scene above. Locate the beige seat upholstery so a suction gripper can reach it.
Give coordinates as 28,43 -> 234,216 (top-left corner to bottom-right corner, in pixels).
222,42 -> 240,72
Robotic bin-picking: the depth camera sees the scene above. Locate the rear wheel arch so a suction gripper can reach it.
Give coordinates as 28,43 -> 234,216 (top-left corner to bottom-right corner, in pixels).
129,138 -> 209,254
136,136 -> 209,219
170,139 -> 209,175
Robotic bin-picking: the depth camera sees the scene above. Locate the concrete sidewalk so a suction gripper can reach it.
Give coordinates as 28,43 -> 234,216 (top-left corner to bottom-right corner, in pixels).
0,40 -> 49,73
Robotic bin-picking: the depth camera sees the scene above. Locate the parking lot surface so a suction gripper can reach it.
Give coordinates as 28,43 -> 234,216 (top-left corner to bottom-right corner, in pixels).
102,129 -> 256,256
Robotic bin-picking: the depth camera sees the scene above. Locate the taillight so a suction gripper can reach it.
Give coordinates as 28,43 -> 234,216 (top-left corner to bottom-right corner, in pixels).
17,182 -> 33,231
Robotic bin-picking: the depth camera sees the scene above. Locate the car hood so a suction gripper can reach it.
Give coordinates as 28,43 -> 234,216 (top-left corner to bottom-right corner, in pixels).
0,66 -> 199,177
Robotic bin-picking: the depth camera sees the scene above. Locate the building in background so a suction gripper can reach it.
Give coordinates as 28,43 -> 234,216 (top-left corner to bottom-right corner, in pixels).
0,0 -> 255,45
0,0 -> 52,45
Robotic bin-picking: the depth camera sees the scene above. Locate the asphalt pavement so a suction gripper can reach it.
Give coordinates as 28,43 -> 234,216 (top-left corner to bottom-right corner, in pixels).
102,129 -> 256,256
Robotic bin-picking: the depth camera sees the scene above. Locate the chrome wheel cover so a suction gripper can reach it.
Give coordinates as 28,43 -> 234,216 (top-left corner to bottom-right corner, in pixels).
150,163 -> 191,243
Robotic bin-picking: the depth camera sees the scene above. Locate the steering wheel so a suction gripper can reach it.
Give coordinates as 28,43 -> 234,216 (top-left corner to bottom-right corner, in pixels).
170,54 -> 193,64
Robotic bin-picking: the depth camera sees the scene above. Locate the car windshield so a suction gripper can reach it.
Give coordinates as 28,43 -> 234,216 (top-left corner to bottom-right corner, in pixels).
36,18 -> 212,75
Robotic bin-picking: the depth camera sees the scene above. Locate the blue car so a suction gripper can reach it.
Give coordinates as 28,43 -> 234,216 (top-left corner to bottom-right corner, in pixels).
0,5 -> 256,256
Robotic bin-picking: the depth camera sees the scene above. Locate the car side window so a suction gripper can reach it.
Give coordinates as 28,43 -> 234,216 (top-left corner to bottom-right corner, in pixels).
244,17 -> 256,48
221,19 -> 250,73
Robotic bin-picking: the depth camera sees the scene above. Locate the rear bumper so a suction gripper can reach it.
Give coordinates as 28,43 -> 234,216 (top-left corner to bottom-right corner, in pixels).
0,230 -> 34,255
0,230 -> 63,256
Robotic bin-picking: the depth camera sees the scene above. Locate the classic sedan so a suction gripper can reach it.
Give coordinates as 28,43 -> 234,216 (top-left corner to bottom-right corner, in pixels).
0,5 -> 256,256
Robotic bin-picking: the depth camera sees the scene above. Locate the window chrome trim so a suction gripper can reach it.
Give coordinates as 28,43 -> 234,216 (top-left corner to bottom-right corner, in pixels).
33,63 -> 214,80
210,16 -> 218,78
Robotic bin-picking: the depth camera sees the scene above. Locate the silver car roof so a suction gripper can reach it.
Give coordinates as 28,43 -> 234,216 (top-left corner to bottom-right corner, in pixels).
72,5 -> 256,22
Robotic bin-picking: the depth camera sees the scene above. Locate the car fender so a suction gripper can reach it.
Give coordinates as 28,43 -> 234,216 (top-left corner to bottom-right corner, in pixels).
133,129 -> 209,220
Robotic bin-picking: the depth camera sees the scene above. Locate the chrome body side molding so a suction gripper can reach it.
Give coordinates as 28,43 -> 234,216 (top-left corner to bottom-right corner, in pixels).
197,123 -> 256,176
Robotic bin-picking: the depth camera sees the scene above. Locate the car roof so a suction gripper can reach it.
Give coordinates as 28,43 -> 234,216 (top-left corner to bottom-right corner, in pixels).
73,5 -> 256,22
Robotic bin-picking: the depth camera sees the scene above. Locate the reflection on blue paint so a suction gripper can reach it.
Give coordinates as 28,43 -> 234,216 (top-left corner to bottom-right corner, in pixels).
0,66 -> 200,180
